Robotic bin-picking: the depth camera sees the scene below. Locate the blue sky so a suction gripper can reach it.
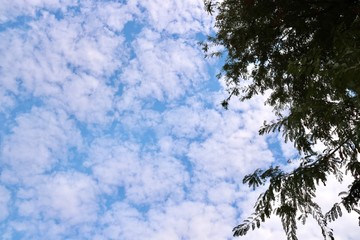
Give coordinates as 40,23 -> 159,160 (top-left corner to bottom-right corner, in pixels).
0,1 -> 359,239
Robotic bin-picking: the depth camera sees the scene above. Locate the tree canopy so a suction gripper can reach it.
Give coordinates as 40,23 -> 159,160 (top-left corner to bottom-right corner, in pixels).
203,0 -> 360,239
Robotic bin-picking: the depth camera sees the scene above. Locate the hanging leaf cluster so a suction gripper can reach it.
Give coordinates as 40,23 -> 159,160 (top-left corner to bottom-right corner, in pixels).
203,0 -> 360,238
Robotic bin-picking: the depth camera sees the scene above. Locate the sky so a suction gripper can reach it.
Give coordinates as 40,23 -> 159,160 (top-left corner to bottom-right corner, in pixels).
0,0 -> 359,239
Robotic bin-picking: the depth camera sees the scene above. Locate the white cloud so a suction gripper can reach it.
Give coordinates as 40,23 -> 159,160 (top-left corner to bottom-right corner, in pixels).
0,0 -> 77,23
0,1 -> 133,124
0,186 -> 11,221
138,0 -> 212,35
96,1 -> 140,32
1,108 -> 82,183
187,110 -> 274,181
147,201 -> 235,240
87,138 -> 189,204
17,172 -> 98,223
117,28 -> 207,109
9,172 -> 98,239
95,202 -> 150,240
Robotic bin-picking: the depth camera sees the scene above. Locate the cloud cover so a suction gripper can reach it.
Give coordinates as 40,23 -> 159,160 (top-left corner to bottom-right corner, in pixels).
0,0 -> 359,239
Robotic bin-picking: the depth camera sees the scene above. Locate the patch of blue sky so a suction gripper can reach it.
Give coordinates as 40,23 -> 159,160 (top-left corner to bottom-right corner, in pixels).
122,21 -> 144,60
2,227 -> 24,240
107,69 -> 124,89
65,62 -> 89,76
67,114 -> 96,143
195,32 -> 207,42
141,98 -> 167,113
65,4 -> 82,16
204,64 -> 222,92
0,15 -> 34,32
135,129 -> 157,148
123,21 -> 143,41
98,121 -> 129,141
177,155 -> 194,178
46,147 -> 91,175
266,135 -> 288,165
100,186 -> 126,212
130,202 -> 150,215
3,7 -> 63,28
197,32 -> 227,93
0,114 -> 15,151
0,95 -> 43,132
34,7 -> 65,21
95,0 -> 127,4
49,8 -> 65,21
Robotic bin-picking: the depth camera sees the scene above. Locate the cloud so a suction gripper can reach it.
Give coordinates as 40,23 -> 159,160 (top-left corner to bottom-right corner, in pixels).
95,202 -> 150,240
138,0 -> 212,35
0,0 -> 77,23
0,1 -> 134,124
1,108 -> 82,183
117,28 -> 208,110
87,137 -> 189,204
17,172 -> 98,224
147,201 -> 236,240
8,172 -> 98,239
187,99 -> 275,182
0,186 -> 11,221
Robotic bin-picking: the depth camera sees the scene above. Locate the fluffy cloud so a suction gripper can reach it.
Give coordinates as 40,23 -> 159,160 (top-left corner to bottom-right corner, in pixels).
88,138 -> 188,204
117,29 -> 207,110
1,108 -> 82,183
0,186 -> 11,222
17,172 -> 98,224
7,172 -> 98,239
138,0 -> 212,35
0,0 -> 138,124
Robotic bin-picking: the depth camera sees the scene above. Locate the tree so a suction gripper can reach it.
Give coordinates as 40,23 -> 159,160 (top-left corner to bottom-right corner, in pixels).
202,0 -> 360,239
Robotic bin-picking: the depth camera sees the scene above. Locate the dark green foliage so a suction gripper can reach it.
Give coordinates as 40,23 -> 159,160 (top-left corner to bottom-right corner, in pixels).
203,0 -> 360,238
